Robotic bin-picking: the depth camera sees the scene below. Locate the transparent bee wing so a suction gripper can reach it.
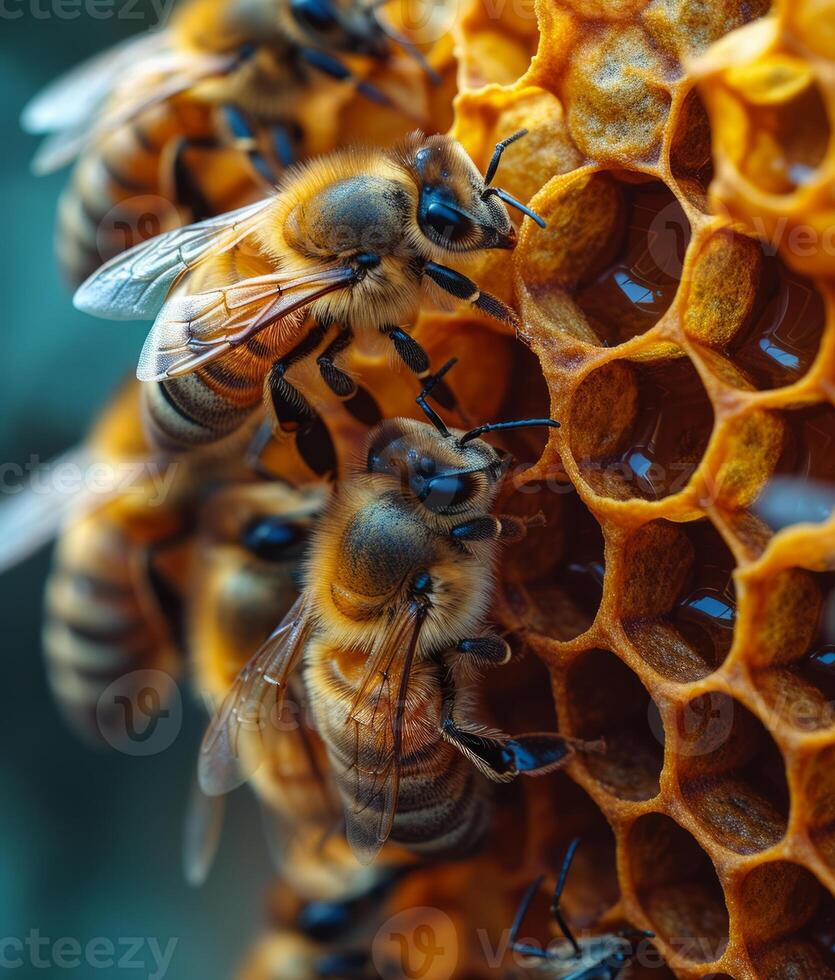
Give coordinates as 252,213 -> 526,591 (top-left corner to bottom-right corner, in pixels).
27,44 -> 239,175
198,594 -> 314,796
0,445 -> 124,574
137,267 -> 357,381
73,198 -> 274,321
182,776 -> 225,887
341,603 -> 426,865
21,29 -> 172,135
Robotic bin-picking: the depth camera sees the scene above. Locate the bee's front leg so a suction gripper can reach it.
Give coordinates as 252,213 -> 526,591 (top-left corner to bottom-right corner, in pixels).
450,512 -> 544,543
436,668 -> 572,782
422,261 -> 519,327
379,325 -> 456,409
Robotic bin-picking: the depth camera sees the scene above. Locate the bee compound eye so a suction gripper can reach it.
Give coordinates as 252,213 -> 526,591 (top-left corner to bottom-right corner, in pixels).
423,200 -> 473,244
290,0 -> 338,32
241,517 -> 305,561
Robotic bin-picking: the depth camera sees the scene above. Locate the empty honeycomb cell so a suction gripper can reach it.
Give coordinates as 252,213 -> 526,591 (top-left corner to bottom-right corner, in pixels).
569,354 -> 714,501
739,861 -> 835,977
620,518 -> 737,681
563,24 -> 673,163
627,813 -> 730,964
802,743 -> 835,874
675,692 -> 789,854
501,483 -> 605,640
564,648 -> 664,801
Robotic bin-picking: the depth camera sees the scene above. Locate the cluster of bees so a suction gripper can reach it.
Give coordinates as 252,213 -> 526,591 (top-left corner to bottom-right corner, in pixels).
10,0 -> 659,975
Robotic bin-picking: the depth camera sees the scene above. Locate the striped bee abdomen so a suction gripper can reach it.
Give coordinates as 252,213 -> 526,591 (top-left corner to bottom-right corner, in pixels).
308,651 -> 491,860
43,513 -> 181,746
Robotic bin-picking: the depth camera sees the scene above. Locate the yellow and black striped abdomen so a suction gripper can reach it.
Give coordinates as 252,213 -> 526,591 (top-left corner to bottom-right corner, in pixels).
43,512 -> 181,746
56,94 -> 258,286
306,646 -> 491,859
141,337 -> 273,451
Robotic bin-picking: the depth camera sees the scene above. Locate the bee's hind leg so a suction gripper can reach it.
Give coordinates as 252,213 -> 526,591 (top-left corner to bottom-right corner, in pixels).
379,325 -> 456,409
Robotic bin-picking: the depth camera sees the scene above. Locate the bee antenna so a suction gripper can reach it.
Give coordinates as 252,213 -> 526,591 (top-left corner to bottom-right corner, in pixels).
483,129 -> 528,187
482,186 -> 546,228
459,417 -> 559,445
372,3 -> 441,84
416,358 -> 456,437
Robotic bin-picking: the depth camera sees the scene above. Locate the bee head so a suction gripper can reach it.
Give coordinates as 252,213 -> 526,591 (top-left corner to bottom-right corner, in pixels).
287,0 -> 388,57
364,360 -> 559,517
406,132 -> 546,254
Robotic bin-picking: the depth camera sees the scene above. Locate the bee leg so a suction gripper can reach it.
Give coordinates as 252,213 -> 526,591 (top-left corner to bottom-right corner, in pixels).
316,326 -> 357,398
422,261 -> 519,327
498,512 -> 546,543
299,48 -> 396,111
456,636 -> 511,666
163,137 -> 218,221
266,324 -> 328,432
508,876 -> 550,959
380,325 -> 456,410
220,106 -> 289,185
438,671 -> 572,781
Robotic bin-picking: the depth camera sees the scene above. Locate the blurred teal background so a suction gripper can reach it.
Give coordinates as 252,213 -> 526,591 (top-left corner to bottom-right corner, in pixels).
1,9 -> 273,978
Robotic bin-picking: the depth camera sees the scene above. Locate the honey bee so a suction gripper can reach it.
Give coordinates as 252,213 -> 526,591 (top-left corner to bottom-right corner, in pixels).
73,130 -> 545,455
31,382 -> 192,746
196,363 -> 583,866
22,0 -> 439,284
508,839 -> 652,979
